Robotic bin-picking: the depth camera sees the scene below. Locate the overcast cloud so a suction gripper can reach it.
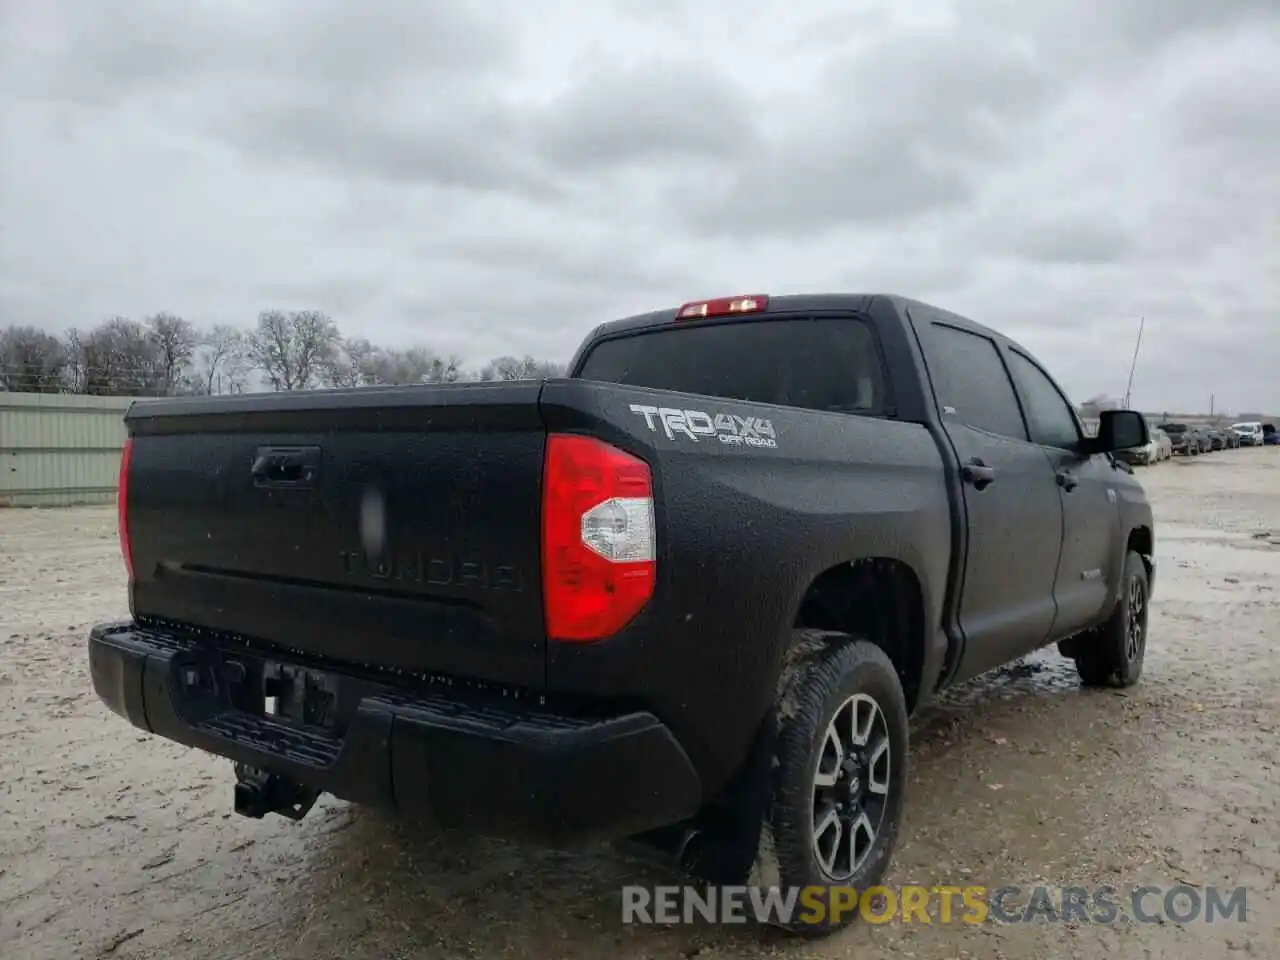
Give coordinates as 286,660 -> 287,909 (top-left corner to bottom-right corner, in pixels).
1,0 -> 1276,412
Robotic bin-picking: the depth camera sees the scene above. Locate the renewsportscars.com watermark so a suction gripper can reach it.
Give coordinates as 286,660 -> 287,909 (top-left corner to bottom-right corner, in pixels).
622,884 -> 1250,927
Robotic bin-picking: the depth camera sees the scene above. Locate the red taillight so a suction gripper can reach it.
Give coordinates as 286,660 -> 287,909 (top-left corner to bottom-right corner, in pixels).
541,434 -> 656,642
676,294 -> 769,321
117,437 -> 134,581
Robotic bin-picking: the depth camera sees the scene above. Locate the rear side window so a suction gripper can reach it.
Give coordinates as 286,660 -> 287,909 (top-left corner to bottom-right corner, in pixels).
920,323 -> 1027,440
576,317 -> 893,415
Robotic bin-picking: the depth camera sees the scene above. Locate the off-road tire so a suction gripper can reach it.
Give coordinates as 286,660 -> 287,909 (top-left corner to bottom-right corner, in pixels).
1074,550 -> 1149,687
767,630 -> 908,936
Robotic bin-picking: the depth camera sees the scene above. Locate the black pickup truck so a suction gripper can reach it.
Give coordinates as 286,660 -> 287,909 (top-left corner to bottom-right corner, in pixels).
89,293 -> 1154,933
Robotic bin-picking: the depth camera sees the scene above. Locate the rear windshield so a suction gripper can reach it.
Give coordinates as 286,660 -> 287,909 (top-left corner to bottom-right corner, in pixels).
1159,423 -> 1187,433
576,317 -> 893,415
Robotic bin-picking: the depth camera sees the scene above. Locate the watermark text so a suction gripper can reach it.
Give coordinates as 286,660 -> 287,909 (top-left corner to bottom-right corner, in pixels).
621,884 -> 1249,927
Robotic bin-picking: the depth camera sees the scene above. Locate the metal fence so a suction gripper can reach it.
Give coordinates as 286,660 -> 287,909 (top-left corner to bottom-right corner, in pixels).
0,393 -> 135,507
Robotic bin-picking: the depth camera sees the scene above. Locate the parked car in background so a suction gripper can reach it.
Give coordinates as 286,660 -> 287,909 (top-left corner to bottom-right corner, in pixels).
1160,422 -> 1198,455
1233,422 -> 1264,446
1152,427 -> 1172,460
1204,428 -> 1225,451
1264,423 -> 1278,445
1114,445 -> 1147,467
1153,428 -> 1172,460
1117,427 -> 1170,466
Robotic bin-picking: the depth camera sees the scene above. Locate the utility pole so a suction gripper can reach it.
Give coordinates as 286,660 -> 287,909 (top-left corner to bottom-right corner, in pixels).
1210,393 -> 1215,417
1123,316 -> 1145,410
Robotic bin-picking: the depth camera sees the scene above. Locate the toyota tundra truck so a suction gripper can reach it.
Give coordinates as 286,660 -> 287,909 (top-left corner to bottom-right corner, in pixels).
88,293 -> 1155,933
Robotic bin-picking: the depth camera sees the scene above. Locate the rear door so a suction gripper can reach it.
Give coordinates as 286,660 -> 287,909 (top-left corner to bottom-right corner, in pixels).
1003,346 -> 1120,637
912,313 -> 1065,681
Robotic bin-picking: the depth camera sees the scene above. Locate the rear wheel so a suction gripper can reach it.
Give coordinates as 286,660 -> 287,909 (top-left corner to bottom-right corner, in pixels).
767,631 -> 908,935
1074,550 -> 1149,688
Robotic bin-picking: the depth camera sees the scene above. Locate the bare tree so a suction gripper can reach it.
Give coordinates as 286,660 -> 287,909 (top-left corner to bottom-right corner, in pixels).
413,349 -> 465,384
0,325 -> 67,392
320,340 -> 471,387
193,324 -> 252,394
247,309 -> 339,391
65,317 -> 165,395
63,327 -> 88,393
145,312 -> 197,395
320,336 -> 380,388
478,355 -> 565,381
8,312 -> 565,397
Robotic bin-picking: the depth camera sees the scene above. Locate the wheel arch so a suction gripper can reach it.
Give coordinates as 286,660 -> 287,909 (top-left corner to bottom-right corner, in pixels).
790,557 -> 934,714
1127,525 -> 1153,569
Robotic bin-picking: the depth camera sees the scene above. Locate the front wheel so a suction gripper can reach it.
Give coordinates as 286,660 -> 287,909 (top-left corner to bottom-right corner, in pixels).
1074,550 -> 1150,687
768,631 -> 909,936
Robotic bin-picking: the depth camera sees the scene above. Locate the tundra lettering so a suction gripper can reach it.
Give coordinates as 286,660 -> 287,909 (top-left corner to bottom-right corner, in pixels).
338,549 -> 523,591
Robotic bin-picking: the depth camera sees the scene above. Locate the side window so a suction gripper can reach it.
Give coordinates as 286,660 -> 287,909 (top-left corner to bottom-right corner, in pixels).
922,323 -> 1028,440
1004,349 -> 1082,449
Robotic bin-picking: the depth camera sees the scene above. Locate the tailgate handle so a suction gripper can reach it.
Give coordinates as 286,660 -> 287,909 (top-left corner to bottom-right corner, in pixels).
251,446 -> 321,488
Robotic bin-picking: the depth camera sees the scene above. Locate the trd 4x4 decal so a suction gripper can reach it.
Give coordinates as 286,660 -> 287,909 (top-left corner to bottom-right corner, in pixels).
629,404 -> 779,449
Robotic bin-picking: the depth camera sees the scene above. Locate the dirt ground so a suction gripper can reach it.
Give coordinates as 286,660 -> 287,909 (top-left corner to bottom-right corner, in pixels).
2,449 -> 1278,960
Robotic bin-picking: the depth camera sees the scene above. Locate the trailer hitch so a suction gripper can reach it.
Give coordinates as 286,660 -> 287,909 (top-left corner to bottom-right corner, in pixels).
232,763 -> 320,821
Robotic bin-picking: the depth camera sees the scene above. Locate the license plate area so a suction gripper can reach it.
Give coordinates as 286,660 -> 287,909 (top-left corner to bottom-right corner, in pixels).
261,662 -> 342,733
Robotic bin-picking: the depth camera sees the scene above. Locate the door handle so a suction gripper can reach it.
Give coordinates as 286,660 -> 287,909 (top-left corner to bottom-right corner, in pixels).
1056,470 -> 1079,492
961,458 -> 997,490
251,446 -> 321,488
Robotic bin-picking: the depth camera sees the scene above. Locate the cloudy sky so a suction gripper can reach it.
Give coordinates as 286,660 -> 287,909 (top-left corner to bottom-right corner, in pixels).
1,0 -> 1276,413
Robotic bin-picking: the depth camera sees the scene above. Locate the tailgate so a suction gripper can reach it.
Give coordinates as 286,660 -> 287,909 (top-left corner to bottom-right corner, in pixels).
124,382 -> 548,689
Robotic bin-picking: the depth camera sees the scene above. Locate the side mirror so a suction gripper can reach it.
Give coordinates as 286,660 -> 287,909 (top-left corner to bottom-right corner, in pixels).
1094,409 -> 1149,452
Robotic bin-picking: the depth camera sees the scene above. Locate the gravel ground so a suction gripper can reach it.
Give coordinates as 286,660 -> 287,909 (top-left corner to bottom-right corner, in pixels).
2,448 -> 1278,959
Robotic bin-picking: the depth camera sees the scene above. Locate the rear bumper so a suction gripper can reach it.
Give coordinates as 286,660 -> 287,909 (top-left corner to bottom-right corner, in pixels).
88,621 -> 702,843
